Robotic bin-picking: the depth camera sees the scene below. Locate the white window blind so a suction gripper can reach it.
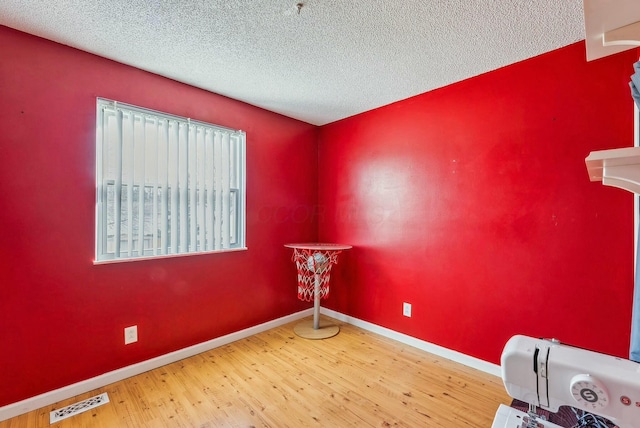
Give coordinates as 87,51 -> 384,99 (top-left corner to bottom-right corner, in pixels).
95,98 -> 246,263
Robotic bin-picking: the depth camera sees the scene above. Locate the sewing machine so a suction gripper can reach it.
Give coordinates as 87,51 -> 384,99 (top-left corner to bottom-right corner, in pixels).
492,335 -> 640,428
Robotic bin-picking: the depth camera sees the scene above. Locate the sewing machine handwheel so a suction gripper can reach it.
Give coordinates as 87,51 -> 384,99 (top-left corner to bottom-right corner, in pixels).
569,374 -> 609,409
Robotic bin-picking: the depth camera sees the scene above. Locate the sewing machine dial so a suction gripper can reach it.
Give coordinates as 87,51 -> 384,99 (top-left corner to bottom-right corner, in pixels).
569,374 -> 609,410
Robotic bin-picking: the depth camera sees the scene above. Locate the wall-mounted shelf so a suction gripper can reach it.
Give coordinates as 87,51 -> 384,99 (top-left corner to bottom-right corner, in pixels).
586,147 -> 640,194
584,0 -> 640,61
603,21 -> 640,48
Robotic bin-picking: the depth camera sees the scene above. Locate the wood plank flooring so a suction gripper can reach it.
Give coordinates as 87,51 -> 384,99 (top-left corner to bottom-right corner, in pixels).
0,316 -> 511,427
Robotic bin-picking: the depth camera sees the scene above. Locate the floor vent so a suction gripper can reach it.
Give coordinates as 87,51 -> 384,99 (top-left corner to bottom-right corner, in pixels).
49,392 -> 110,424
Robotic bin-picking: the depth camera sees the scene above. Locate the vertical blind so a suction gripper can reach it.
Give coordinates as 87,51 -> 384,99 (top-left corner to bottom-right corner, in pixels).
95,98 -> 246,262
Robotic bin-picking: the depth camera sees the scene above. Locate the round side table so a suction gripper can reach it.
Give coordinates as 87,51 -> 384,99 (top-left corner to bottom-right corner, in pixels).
284,243 -> 352,339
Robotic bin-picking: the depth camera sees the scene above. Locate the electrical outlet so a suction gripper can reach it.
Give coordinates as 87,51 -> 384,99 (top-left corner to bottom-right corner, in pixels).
403,302 -> 412,317
124,325 -> 138,345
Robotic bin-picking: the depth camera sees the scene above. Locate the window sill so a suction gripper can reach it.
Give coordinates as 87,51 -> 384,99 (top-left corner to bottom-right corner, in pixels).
93,247 -> 248,265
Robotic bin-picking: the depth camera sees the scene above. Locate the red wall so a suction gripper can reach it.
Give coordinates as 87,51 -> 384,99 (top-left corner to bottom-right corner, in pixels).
318,42 -> 637,364
1,22 -> 637,408
0,26 -> 318,407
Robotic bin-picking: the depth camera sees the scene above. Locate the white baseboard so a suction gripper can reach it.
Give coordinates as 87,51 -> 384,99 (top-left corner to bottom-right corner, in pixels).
0,309 -> 313,422
1,307 -> 501,422
320,307 -> 502,378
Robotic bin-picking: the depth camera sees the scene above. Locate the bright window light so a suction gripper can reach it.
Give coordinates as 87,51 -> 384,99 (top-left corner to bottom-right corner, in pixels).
95,98 -> 246,263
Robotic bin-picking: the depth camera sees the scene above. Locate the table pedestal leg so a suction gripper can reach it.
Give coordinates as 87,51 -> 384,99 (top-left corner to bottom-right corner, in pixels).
294,272 -> 340,339
313,273 -> 321,329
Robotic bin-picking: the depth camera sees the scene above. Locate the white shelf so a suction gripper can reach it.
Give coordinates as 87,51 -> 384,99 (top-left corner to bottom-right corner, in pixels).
584,0 -> 640,61
586,147 -> 640,194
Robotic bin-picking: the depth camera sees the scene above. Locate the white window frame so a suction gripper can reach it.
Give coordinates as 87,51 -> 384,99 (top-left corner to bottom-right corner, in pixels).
95,98 -> 246,263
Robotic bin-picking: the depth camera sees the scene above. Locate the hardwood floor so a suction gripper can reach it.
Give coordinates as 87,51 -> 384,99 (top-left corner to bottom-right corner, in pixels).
0,316 -> 511,427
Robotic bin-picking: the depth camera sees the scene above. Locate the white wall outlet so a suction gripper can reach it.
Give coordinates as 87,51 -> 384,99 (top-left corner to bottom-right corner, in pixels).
124,325 -> 138,345
403,302 -> 412,317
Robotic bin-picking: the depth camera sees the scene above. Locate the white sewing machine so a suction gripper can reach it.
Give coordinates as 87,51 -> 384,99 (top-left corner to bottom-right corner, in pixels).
492,335 -> 640,428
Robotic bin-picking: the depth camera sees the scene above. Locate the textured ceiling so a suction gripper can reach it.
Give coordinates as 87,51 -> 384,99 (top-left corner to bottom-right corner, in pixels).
0,1 -> 586,125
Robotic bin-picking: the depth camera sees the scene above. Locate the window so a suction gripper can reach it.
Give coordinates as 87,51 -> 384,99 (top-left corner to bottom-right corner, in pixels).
95,98 -> 246,263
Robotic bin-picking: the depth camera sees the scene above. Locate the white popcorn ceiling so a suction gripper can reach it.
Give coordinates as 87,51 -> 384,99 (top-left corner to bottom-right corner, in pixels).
0,1 -> 586,125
